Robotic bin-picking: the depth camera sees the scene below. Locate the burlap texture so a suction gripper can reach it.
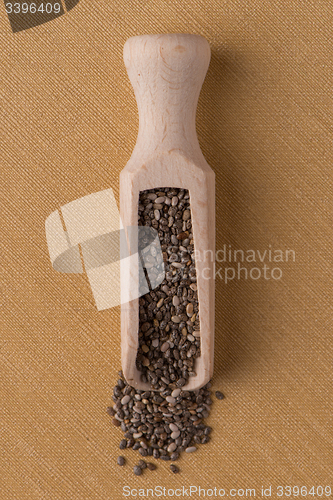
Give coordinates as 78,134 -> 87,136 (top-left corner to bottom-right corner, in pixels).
1,1 -> 333,498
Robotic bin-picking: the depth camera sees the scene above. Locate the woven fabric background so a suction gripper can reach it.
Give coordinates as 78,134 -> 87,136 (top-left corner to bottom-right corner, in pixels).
1,1 -> 333,499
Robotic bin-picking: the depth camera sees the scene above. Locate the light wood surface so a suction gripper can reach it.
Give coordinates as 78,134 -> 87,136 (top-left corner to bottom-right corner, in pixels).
120,34 -> 215,390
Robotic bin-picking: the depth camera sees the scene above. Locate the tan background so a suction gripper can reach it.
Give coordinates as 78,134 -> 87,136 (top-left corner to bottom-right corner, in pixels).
1,1 -> 333,499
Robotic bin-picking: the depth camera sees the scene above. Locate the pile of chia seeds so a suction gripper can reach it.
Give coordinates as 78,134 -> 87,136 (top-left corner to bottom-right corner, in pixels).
108,371 -> 214,475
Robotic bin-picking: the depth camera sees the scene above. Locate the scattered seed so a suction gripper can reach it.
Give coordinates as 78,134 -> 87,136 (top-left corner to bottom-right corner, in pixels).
186,303 -> 194,316
215,391 -> 225,400
119,439 -> 127,449
133,432 -> 143,439
157,298 -> 164,308
182,210 -> 191,221
185,446 -> 197,453
161,342 -> 170,352
142,357 -> 150,367
171,262 -> 184,268
133,465 -> 142,476
138,459 -> 147,469
117,456 -> 125,466
167,442 -> 177,453
147,462 -> 157,471
121,395 -> 131,405
173,296 -> 180,306
177,232 -> 189,240
106,407 -> 116,417
170,464 -> 180,473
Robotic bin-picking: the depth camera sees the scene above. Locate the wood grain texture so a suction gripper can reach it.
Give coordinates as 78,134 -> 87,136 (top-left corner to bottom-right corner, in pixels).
120,34 -> 215,390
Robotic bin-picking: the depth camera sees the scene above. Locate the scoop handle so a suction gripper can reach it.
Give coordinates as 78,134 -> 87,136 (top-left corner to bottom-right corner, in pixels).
123,34 -> 211,155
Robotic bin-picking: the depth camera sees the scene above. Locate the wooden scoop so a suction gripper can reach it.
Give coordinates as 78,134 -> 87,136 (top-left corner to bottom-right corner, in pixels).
120,33 -> 215,391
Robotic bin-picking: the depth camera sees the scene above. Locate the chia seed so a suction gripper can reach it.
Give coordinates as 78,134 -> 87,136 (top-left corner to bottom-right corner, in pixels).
215,391 -> 225,400
133,465 -> 142,476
